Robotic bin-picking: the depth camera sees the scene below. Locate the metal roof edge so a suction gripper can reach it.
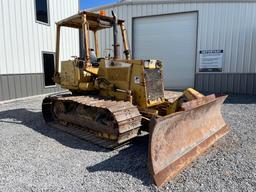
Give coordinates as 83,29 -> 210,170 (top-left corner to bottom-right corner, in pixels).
85,0 -> 256,12
86,2 -> 123,12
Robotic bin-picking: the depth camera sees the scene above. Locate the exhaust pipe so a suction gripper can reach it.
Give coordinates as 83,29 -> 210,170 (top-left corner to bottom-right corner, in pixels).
112,11 -> 120,60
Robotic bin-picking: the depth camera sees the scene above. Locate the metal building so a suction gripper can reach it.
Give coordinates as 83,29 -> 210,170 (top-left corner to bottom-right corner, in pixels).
87,0 -> 256,95
0,0 -> 79,101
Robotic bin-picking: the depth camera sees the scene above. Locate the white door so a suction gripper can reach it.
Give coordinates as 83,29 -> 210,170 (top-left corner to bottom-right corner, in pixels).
133,12 -> 198,89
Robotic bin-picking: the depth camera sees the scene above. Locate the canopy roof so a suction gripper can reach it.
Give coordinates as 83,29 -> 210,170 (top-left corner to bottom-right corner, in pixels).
56,11 -> 124,31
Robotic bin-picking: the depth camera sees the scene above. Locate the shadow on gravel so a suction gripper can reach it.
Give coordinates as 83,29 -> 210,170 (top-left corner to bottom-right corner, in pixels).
200,92 -> 256,104
86,135 -> 153,187
0,108 -> 107,152
0,108 -> 153,186
224,95 -> 256,104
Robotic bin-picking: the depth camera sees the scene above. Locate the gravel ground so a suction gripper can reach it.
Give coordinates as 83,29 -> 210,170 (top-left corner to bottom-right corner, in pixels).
0,95 -> 255,192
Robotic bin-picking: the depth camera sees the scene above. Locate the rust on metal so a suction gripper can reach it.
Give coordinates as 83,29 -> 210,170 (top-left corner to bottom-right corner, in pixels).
148,96 -> 229,187
42,94 -> 142,148
181,94 -> 216,111
164,91 -> 183,103
144,68 -> 164,101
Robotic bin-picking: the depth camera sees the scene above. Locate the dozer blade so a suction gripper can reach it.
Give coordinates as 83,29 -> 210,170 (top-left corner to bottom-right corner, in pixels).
148,96 -> 230,187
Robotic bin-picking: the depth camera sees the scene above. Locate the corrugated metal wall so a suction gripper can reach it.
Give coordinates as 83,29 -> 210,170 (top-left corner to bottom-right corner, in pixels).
0,0 -> 79,101
0,0 -> 79,75
195,73 -> 256,95
91,2 -> 256,74
0,74 -> 62,101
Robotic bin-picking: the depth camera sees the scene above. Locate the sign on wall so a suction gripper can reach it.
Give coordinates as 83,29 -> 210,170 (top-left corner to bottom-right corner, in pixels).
199,50 -> 224,72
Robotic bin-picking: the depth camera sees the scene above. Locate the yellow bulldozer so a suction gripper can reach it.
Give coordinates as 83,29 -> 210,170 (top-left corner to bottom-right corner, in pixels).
42,11 -> 230,187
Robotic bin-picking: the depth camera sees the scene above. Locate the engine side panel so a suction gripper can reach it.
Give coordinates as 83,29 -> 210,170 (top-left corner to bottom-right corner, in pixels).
98,59 -> 166,108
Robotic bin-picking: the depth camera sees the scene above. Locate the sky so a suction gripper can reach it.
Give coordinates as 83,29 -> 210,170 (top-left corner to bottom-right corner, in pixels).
80,0 -> 119,10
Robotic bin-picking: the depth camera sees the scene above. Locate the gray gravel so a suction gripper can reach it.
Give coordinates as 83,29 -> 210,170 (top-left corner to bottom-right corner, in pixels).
0,95 -> 255,192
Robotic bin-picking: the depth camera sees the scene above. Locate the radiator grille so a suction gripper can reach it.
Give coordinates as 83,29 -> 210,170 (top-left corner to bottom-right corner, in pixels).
144,69 -> 164,101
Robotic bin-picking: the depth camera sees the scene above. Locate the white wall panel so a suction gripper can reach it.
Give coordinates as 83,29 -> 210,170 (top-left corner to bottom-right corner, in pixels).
90,2 -> 256,73
0,0 -> 6,74
133,12 -> 198,89
0,0 -> 79,74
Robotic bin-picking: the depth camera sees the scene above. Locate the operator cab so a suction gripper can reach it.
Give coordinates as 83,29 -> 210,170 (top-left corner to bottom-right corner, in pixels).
55,10 -> 131,76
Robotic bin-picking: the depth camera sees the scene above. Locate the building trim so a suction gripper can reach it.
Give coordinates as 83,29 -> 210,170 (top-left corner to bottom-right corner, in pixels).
196,72 -> 256,75
1,72 -> 255,76
0,73 -> 43,76
1,72 -> 255,101
87,0 -> 256,11
0,90 -> 69,104
34,0 -> 51,26
41,51 -> 56,88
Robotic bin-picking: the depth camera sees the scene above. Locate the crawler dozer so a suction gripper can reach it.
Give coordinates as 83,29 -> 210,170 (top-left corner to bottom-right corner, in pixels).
42,11 -> 230,187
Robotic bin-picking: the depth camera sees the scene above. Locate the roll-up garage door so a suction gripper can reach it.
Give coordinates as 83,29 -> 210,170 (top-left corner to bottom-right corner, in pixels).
133,12 -> 198,89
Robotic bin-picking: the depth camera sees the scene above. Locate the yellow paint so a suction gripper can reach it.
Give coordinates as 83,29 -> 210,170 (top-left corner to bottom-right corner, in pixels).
60,60 -> 80,88
59,58 -> 179,114
85,66 -> 99,75
183,88 -> 204,100
166,100 -> 180,114
79,82 -> 95,91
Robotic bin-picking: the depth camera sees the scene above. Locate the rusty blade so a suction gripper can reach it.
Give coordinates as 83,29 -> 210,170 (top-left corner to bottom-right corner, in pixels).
181,94 -> 216,111
148,96 -> 230,187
